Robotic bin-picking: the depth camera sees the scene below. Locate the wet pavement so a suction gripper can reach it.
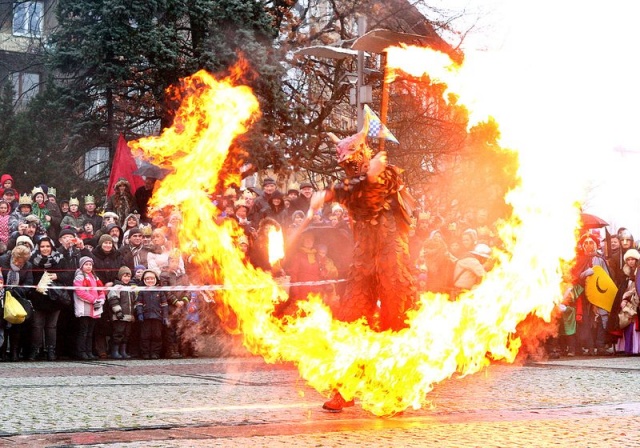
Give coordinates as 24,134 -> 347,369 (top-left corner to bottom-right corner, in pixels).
2,354 -> 640,447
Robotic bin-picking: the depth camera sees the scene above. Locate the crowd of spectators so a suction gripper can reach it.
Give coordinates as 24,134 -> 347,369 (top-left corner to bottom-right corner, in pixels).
2,170 -> 633,363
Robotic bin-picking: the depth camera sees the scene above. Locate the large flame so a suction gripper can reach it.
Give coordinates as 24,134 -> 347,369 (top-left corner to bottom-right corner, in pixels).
129,55 -> 581,416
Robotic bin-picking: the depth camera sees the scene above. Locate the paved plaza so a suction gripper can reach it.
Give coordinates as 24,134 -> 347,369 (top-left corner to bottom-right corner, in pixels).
2,353 -> 640,447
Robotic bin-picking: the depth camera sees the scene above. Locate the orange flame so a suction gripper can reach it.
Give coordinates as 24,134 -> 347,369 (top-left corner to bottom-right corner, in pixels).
128,55 -> 581,416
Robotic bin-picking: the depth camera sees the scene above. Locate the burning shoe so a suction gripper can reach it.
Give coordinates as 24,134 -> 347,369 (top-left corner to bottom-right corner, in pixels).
322,392 -> 355,412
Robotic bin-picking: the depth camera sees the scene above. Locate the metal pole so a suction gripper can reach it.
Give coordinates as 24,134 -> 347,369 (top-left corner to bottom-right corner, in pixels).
356,16 -> 366,131
379,53 -> 390,152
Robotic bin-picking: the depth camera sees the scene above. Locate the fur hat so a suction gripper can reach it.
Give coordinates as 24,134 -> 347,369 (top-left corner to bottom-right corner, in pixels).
16,235 -> 34,250
102,212 -> 119,221
117,266 -> 132,279
98,234 -> 113,247
69,197 -> 80,207
78,256 -> 93,269
624,249 -> 640,261
24,214 -> 40,223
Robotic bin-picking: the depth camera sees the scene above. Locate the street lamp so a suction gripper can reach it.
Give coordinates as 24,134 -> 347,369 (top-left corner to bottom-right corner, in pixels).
352,28 -> 460,151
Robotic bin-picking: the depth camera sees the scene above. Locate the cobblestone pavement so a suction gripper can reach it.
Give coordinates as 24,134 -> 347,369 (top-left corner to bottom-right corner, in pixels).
2,355 -> 640,447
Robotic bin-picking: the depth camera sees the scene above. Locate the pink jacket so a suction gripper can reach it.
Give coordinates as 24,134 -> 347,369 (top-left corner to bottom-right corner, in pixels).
73,270 -> 106,318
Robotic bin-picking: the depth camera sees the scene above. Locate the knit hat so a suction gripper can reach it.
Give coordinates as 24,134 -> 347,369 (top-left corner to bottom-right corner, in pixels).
128,227 -> 142,236
262,177 -> 276,186
98,234 -> 113,247
141,268 -> 159,282
16,235 -> 34,250
624,249 -> 640,261
59,228 -> 77,238
3,188 -> 16,195
117,266 -> 132,279
134,264 -> 146,272
78,256 -> 93,269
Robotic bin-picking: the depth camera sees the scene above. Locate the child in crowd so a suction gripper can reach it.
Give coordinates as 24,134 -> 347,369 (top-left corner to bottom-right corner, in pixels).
107,266 -> 137,359
135,269 -> 168,359
78,220 -> 95,241
73,256 -> 105,360
133,264 -> 146,285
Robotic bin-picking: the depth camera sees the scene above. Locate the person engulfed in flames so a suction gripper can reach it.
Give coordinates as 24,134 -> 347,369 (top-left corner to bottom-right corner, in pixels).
309,130 -> 417,411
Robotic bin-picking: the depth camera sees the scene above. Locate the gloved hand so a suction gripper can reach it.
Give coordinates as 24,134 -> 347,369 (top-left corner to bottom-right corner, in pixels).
116,310 -> 125,320
163,317 -> 170,327
580,268 -> 594,279
137,313 -> 144,322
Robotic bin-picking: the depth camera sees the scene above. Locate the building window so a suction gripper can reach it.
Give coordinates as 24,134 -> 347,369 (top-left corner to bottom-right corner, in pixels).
11,71 -> 40,109
13,1 -> 44,37
85,147 -> 109,181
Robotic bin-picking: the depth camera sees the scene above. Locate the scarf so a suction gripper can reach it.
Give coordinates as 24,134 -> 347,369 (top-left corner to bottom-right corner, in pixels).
129,244 -> 142,267
300,246 -> 317,264
7,261 -> 21,286
31,250 -> 63,269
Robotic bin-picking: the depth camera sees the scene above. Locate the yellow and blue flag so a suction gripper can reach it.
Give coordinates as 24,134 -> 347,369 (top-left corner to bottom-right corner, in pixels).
363,105 -> 399,144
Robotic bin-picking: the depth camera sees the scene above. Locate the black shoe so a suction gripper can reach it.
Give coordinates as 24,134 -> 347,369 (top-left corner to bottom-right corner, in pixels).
46,347 -> 56,362
77,353 -> 90,361
150,354 -> 159,360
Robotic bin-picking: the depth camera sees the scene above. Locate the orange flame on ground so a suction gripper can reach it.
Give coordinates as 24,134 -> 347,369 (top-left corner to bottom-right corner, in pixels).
129,56 -> 581,416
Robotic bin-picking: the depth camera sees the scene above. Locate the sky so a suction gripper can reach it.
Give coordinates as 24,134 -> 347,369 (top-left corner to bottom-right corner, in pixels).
427,0 -> 640,234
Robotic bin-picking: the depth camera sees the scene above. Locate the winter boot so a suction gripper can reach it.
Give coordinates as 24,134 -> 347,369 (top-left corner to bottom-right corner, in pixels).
110,344 -> 123,359
26,347 -> 39,361
46,346 -> 57,361
119,343 -> 131,359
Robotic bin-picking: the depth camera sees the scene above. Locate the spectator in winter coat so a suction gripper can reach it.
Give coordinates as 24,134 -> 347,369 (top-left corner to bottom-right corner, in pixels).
60,198 -> 84,234
107,266 -> 137,359
72,256 -> 105,360
135,269 -> 169,359
0,200 -> 11,246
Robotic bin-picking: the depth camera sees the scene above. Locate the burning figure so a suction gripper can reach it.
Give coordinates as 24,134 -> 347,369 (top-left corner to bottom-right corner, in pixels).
309,130 -> 417,411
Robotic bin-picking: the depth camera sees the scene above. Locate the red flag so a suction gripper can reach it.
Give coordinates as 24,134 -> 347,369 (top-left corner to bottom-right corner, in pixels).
107,134 -> 145,198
